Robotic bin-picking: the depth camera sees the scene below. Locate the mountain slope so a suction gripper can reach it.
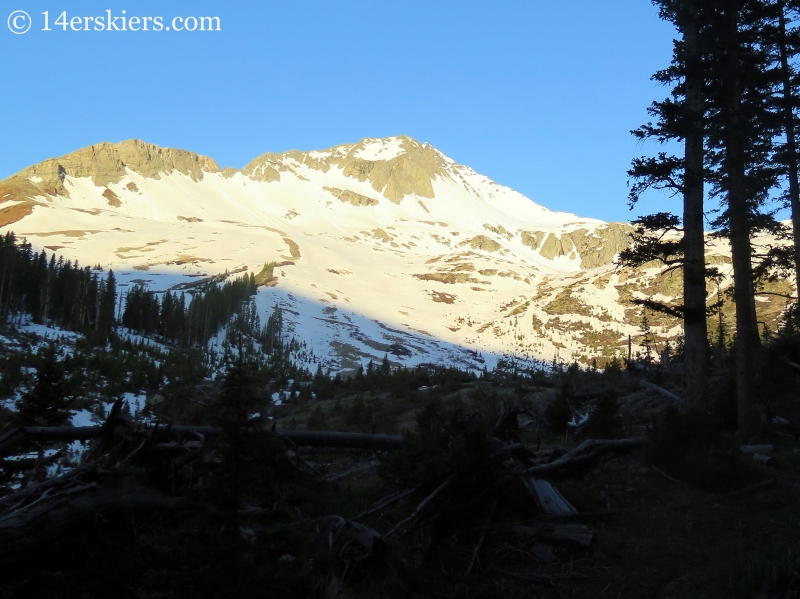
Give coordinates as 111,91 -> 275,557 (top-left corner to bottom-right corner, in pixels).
0,136 -> 787,372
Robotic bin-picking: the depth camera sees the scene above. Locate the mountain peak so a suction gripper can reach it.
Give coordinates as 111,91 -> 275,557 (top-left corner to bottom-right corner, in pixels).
0,135 -> 706,374
0,140 -> 220,205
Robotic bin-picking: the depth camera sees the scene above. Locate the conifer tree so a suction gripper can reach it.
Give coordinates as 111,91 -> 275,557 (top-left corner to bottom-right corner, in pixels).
13,345 -> 71,426
632,0 -> 788,436
771,0 -> 800,290
626,0 -> 711,409
639,311 -> 655,367
703,0 -> 781,437
99,269 -> 116,333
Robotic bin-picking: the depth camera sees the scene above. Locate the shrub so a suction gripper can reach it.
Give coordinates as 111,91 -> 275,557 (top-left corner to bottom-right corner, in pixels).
583,392 -> 623,439
545,385 -> 573,433
307,405 -> 326,430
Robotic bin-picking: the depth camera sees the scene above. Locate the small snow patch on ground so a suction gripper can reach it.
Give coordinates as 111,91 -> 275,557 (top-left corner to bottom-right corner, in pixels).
18,319 -> 81,342
71,409 -> 97,427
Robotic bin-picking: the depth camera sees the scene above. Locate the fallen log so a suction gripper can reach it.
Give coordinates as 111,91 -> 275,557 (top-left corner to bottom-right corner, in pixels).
512,522 -> 593,547
0,425 -> 406,456
524,437 -> 646,475
387,474 -> 454,537
639,380 -> 682,403
522,477 -> 578,516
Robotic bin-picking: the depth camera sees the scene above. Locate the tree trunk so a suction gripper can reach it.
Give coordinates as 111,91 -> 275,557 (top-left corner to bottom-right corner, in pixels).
521,477 -> 578,516
681,4 -> 710,410
512,523 -> 593,548
723,9 -> 761,438
778,4 -> 800,295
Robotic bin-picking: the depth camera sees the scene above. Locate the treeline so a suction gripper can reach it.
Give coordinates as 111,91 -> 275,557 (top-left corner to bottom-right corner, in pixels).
624,0 -> 800,437
0,232 -> 282,358
120,270 -> 289,359
307,356 -> 477,402
121,273 -> 262,346
0,232 -> 115,334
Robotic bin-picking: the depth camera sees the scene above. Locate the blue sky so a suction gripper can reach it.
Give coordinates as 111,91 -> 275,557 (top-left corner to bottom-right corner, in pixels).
0,1 -> 678,222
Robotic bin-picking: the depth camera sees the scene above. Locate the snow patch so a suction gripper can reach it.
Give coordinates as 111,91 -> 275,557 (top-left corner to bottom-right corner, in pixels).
71,409 -> 97,427
353,137 -> 405,161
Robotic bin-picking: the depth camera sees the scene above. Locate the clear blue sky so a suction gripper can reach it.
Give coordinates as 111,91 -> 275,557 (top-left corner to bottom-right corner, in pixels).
0,0 -> 678,223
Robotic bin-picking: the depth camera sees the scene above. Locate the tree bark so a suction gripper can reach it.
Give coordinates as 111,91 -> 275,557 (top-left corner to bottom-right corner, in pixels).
640,379 -> 682,403
680,3 -> 710,410
524,437 -> 646,475
722,7 -> 761,438
521,477 -> 578,516
512,523 -> 593,547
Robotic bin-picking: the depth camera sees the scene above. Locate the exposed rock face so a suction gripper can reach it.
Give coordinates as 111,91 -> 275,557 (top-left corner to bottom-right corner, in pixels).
342,137 -> 443,203
0,202 -> 33,227
535,224 -> 633,268
323,186 -> 379,207
484,224 -> 513,240
520,230 -> 546,250
570,223 -> 634,269
0,140 -> 220,204
539,232 -> 572,260
414,272 -> 477,284
463,235 -> 502,252
51,140 -> 218,187
102,189 -> 122,208
241,135 -> 445,204
242,152 -> 287,182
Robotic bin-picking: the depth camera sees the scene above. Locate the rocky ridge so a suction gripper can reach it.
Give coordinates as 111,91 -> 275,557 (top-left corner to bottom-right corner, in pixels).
0,136 -> 789,373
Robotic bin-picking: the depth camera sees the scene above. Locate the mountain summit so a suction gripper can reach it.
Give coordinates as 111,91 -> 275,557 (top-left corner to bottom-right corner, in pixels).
0,136 -> 758,371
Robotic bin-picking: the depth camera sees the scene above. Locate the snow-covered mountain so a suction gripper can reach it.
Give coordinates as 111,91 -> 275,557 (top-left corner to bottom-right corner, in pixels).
0,136 -> 785,372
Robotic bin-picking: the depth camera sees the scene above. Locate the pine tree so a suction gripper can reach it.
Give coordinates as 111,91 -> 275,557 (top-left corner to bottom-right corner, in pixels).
13,345 -> 71,426
584,393 -> 624,439
773,0 -> 800,293
703,0 -> 781,437
626,0 -> 711,409
639,311 -> 655,367
208,359 -> 264,518
99,269 -> 116,333
633,1 -> 788,436
714,280 -> 729,360
545,385 -> 574,434
307,405 -> 327,430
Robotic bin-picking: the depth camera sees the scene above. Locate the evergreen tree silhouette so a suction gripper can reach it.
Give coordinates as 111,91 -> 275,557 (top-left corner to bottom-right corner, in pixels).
13,345 -> 71,426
